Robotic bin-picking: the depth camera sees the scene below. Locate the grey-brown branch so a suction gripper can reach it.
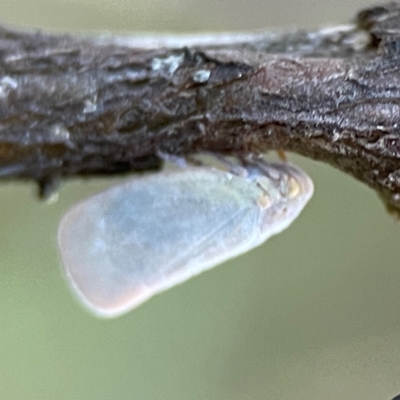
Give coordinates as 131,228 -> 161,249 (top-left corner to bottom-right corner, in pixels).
1,2 -> 400,213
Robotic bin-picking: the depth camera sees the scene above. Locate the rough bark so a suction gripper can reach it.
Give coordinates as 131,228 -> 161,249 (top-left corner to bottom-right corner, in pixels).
1,2 -> 400,213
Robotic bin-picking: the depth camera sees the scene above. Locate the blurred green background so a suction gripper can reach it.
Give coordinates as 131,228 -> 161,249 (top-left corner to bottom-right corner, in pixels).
1,0 -> 400,399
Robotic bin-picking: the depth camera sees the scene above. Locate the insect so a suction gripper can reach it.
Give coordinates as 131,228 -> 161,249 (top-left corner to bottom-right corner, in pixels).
57,159 -> 313,318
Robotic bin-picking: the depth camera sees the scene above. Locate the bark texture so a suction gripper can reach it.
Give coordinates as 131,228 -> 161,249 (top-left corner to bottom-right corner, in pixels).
1,3 -> 400,212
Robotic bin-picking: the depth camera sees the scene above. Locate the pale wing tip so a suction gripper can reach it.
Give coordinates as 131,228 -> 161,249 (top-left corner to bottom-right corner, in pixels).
58,223 -> 186,318
58,215 -> 157,318
63,269 -> 157,318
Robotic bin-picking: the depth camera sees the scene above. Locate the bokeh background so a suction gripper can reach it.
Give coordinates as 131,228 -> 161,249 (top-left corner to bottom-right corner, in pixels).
1,0 -> 399,399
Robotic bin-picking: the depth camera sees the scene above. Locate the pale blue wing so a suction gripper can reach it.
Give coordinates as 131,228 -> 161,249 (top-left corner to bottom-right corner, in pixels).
59,168 -> 262,316
58,163 -> 313,317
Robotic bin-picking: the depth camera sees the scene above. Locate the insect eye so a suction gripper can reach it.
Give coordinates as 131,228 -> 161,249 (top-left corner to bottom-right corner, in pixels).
281,176 -> 301,199
286,176 -> 301,200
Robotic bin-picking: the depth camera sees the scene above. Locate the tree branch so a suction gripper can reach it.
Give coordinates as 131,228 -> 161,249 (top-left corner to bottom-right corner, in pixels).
1,2 -> 400,213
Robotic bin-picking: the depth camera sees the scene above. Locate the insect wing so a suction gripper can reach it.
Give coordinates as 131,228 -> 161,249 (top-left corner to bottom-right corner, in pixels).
58,163 -> 313,317
58,168 -> 266,317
